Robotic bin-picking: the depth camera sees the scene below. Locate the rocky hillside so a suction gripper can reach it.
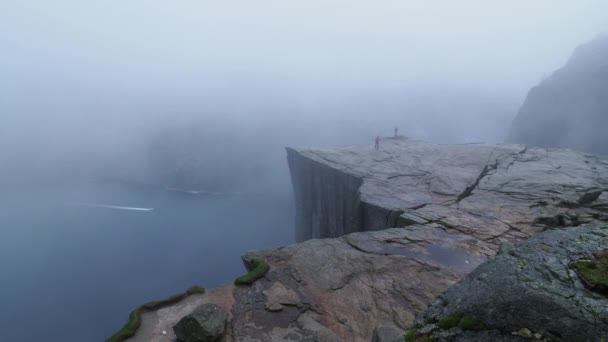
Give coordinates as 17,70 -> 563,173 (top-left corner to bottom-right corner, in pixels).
507,35 -> 608,155
117,138 -> 608,342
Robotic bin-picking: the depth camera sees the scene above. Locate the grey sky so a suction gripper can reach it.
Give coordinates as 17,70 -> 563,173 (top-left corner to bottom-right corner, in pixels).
1,1 -> 607,96
0,1 -> 607,186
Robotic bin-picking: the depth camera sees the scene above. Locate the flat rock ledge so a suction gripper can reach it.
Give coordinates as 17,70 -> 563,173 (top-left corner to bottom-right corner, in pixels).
125,139 -> 608,341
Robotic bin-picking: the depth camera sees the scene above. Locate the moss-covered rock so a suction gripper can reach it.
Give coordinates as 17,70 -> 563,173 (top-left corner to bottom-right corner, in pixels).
434,315 -> 484,332
437,315 -> 461,330
404,328 -> 417,342
105,285 -> 205,342
234,257 -> 269,285
572,249 -> 608,295
458,317 -> 484,330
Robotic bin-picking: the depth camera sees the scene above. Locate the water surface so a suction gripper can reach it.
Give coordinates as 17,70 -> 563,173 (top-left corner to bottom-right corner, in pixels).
0,182 -> 294,341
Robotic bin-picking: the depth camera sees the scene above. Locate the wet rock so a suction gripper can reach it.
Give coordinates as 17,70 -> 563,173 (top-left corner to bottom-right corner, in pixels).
230,228 -> 463,341
173,303 -> 227,342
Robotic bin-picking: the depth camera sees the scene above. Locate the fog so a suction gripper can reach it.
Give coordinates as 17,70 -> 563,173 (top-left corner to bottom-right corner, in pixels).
0,2 -> 607,341
1,1 -> 607,190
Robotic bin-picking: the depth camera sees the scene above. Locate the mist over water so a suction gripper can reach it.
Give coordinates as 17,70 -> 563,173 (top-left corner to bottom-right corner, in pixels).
0,182 -> 294,341
1,1 -> 607,341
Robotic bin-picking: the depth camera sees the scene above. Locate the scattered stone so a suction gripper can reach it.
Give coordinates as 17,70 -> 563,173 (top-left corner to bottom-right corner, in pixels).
173,303 -> 227,342
512,328 -> 532,338
265,302 -> 283,312
262,281 -> 300,312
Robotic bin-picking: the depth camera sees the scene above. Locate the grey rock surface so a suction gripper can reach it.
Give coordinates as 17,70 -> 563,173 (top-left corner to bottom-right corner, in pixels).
289,138 -> 608,242
138,139 -> 608,342
416,224 -> 608,342
371,325 -> 404,342
173,303 -> 228,342
230,228 -> 462,341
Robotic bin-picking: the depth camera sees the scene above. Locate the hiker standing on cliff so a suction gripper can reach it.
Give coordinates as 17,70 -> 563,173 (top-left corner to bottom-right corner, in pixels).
374,136 -> 380,150
394,127 -> 398,137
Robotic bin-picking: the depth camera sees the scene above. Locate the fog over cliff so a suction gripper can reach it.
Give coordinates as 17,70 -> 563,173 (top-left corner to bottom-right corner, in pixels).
1,1 -> 607,190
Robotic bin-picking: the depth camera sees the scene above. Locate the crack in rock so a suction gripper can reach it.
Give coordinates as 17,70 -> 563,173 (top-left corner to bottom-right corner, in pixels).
456,160 -> 499,203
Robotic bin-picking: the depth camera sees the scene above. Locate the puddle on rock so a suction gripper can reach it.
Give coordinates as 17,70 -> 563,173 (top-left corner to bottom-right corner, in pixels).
383,242 -> 486,274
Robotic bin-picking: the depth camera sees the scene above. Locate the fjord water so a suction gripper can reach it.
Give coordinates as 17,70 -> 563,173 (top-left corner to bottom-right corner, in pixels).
0,182 -> 294,341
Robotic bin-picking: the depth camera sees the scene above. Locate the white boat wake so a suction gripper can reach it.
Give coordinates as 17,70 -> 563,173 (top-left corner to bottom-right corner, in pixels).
165,186 -> 243,196
79,203 -> 154,211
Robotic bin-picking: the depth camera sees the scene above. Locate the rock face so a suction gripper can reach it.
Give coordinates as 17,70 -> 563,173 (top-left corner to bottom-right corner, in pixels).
288,138 -> 608,242
173,304 -> 228,342
231,228 -> 467,341
412,224 -> 608,342
130,139 -> 608,342
507,35 -> 608,155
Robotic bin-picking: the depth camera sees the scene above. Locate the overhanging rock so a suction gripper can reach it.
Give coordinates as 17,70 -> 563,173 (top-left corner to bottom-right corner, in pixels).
288,138 -> 608,243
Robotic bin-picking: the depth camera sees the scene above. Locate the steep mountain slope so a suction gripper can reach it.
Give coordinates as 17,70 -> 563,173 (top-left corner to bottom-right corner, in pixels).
508,35 -> 608,154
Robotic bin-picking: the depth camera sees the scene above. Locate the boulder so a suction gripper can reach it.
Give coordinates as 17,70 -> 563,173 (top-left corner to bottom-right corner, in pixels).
412,224 -> 608,341
173,303 -> 228,342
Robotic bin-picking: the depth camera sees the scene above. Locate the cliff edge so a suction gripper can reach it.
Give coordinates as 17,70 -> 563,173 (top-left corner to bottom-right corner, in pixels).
121,138 -> 608,342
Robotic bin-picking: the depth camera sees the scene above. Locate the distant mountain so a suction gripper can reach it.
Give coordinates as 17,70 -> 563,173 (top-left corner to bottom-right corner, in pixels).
507,35 -> 608,154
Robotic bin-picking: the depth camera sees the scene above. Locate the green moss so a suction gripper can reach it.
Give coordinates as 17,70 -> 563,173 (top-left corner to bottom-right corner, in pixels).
404,328 -> 417,342
234,258 -> 270,285
105,285 -> 205,342
572,249 -> 608,295
437,315 -> 461,330
458,317 -> 484,330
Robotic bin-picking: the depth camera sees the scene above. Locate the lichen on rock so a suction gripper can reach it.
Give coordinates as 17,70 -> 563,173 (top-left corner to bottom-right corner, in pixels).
572,248 -> 608,295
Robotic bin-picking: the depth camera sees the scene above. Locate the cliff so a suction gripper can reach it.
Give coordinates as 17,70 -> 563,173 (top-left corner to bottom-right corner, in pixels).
289,137 -> 608,242
507,35 -> 608,155
120,138 -> 608,342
